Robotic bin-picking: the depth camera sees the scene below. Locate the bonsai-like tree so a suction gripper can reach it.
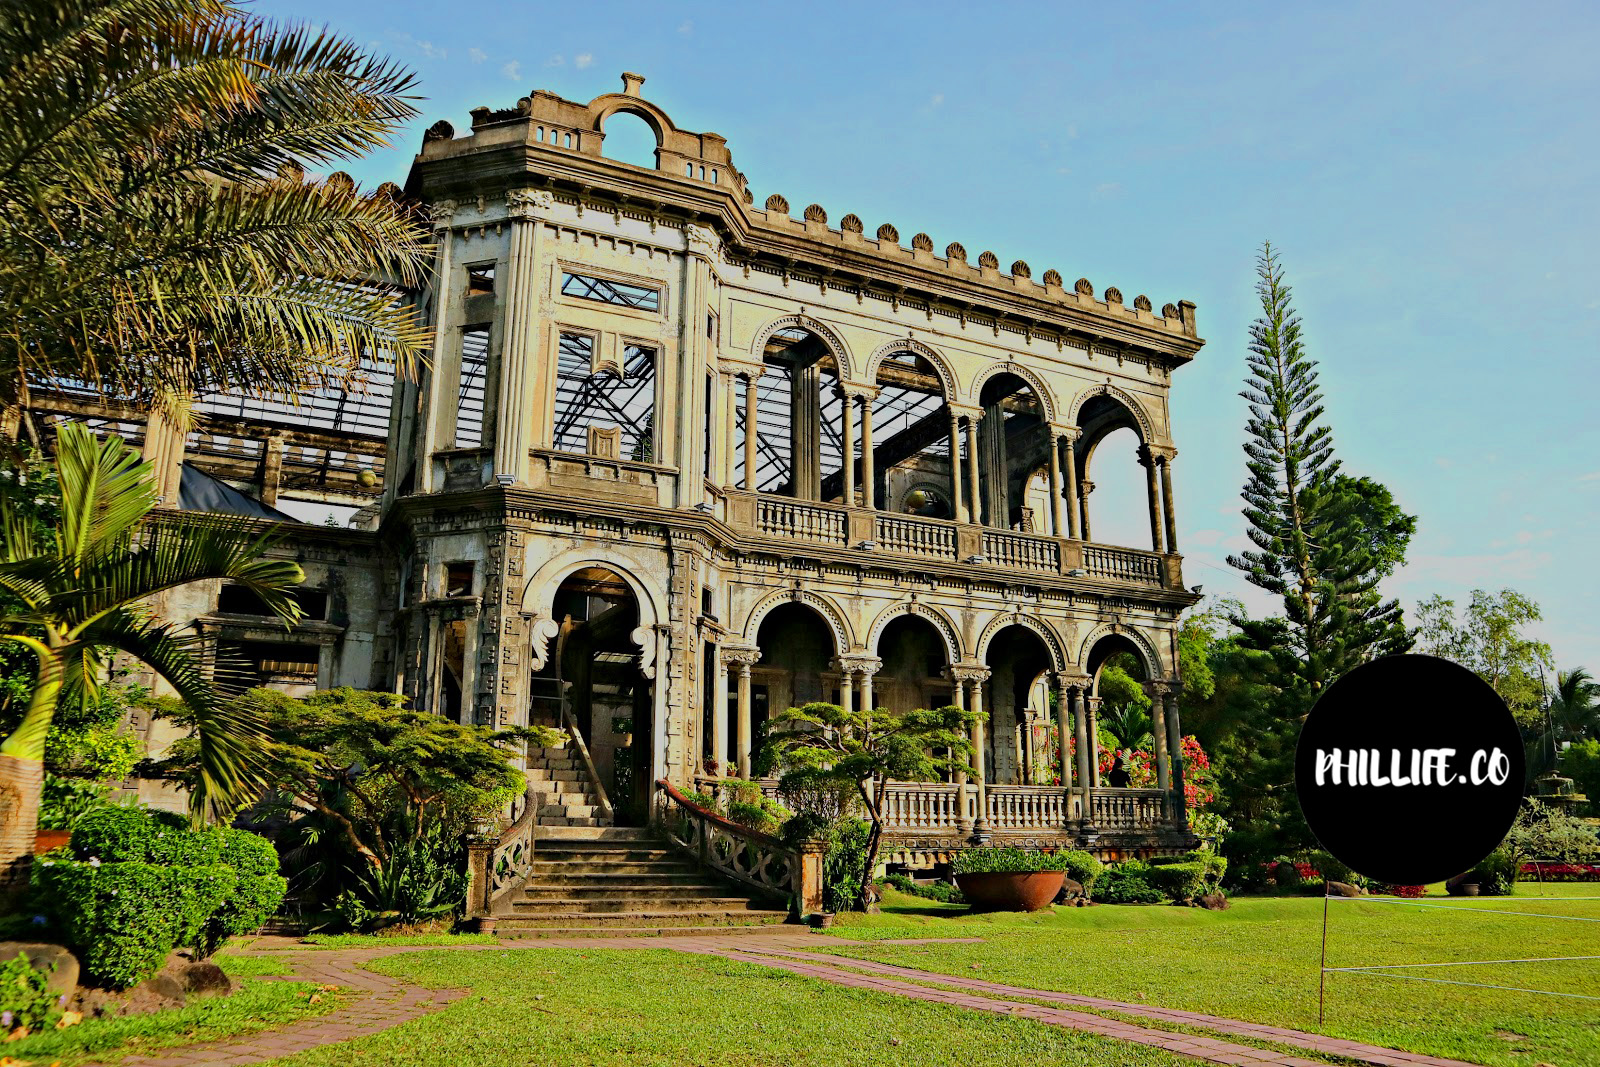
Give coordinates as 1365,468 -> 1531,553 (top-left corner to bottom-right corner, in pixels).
756,701 -> 982,911
0,424 -> 303,892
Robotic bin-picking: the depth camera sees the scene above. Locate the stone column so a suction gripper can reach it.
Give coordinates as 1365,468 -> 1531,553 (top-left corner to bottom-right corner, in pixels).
1165,688 -> 1187,825
948,666 -> 973,832
259,434 -> 284,507
416,200 -> 458,493
948,412 -> 968,523
712,648 -> 730,775
840,391 -> 856,506
1021,708 -> 1038,784
1047,431 -> 1065,537
1145,680 -> 1171,791
1085,696 -> 1102,788
1060,429 -> 1081,540
730,656 -> 757,778
1069,684 -> 1092,820
1078,480 -> 1094,543
858,661 -> 877,714
965,414 -> 983,527
1055,676 -> 1074,790
743,371 -> 760,491
837,661 -> 854,712
141,404 -> 188,509
494,188 -> 551,486
1157,447 -> 1179,553
721,369 -> 738,489
967,669 -> 991,833
860,391 -> 875,509
1139,445 -> 1165,553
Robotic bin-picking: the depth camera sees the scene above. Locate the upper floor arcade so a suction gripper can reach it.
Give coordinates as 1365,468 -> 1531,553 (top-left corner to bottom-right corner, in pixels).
393,74 -> 1205,599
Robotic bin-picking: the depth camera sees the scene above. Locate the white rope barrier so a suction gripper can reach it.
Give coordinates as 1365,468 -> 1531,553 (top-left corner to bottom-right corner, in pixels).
1327,897 -> 1600,922
1326,970 -> 1600,1001
1328,954 -> 1600,970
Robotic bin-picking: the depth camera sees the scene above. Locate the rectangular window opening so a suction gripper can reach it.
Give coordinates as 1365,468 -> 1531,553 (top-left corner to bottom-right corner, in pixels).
466,264 -> 495,296
445,561 -> 476,598
553,332 -> 656,462
560,271 -> 661,312
455,326 -> 489,448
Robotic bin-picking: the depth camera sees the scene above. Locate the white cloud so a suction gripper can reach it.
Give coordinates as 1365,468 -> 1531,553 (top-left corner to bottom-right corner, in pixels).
929,93 -> 944,108
544,54 -> 565,68
469,48 -> 487,64
575,53 -> 593,70
502,60 -> 522,81
678,20 -> 694,35
1580,470 -> 1600,483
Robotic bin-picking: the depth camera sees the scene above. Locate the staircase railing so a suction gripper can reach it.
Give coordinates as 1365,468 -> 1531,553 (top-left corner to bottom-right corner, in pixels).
656,779 -> 823,916
465,784 -> 538,920
560,698 -> 614,824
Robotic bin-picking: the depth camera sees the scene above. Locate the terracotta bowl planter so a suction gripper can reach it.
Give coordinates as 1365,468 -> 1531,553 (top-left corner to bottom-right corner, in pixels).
33,828 -> 71,854
956,870 -> 1065,912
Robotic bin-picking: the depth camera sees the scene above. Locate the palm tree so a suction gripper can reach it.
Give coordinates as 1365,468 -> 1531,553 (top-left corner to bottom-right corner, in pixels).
0,424 -> 303,893
1548,668 -> 1599,745
0,0 -> 431,426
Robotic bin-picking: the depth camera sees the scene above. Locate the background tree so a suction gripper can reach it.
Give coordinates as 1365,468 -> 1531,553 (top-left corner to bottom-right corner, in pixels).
1415,589 -> 1553,727
0,0 -> 432,428
1219,243 -> 1416,868
756,701 -> 980,911
0,425 -> 302,893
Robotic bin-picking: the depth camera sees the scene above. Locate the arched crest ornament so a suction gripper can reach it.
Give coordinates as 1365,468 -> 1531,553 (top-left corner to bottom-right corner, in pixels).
864,337 -> 957,401
975,611 -> 1066,671
683,223 -> 720,260
1066,382 -> 1156,442
527,616 -> 560,672
749,314 -> 855,381
1077,621 -> 1163,679
866,601 -> 962,665
742,587 -> 852,656
968,361 -> 1058,421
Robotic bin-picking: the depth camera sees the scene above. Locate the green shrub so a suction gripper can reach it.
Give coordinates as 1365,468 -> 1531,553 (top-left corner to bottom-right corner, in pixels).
882,873 -> 964,904
1308,850 -> 1367,889
333,889 -> 373,932
952,848 -> 1072,875
821,818 -> 871,913
34,859 -> 233,988
1091,860 -> 1165,904
1055,850 -> 1104,890
1270,858 -> 1302,886
70,805 -> 196,864
1145,860 -> 1209,900
357,831 -> 465,926
37,776 -> 113,832
1467,848 -> 1519,896
0,952 -> 63,1031
197,829 -> 287,956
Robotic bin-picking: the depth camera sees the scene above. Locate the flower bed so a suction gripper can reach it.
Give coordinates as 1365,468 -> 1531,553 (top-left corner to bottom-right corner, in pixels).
1520,861 -> 1600,881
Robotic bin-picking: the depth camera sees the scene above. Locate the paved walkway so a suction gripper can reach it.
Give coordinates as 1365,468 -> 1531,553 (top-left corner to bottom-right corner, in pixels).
91,932 -> 1488,1067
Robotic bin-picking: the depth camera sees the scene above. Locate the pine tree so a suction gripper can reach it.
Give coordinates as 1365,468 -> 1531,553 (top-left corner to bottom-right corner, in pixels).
1226,243 -> 1414,699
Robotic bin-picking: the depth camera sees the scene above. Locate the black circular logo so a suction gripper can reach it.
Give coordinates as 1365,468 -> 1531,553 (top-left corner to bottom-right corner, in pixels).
1295,654 -> 1524,886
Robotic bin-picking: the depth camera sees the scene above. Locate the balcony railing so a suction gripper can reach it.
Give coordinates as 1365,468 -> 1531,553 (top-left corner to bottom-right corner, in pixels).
1082,544 -> 1164,586
1090,788 -> 1171,831
756,497 -> 849,544
982,530 -> 1059,572
875,514 -> 958,560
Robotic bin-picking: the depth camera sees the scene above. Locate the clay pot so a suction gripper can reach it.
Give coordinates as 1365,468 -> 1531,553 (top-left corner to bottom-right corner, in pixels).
806,912 -> 836,929
1458,883 -> 1481,897
956,870 -> 1065,912
33,828 -> 71,854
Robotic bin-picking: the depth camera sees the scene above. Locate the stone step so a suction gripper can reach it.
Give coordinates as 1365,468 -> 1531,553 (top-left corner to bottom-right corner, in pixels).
527,768 -> 586,784
520,884 -> 741,903
540,803 -> 600,820
497,923 -> 793,939
528,791 -> 592,807
538,815 -> 605,828
528,746 -> 572,759
536,825 -> 648,843
496,908 -> 791,927
529,862 -> 703,879
511,896 -> 774,916
527,758 -> 580,772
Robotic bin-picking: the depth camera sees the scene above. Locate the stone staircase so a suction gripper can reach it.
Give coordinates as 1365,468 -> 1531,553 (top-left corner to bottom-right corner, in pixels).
495,826 -> 791,937
526,742 -> 610,829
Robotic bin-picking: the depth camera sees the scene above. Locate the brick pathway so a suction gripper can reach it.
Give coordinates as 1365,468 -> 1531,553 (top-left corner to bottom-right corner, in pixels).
87,932 -> 1488,1067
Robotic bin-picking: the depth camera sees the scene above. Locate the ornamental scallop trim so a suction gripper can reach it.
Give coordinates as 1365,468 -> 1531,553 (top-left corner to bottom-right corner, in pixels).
374,181 -> 401,201
765,193 -> 790,214
1074,277 -> 1094,295
911,232 -> 934,251
1010,260 -> 1032,279
945,242 -> 967,262
1042,269 -> 1063,287
743,188 -> 754,205
877,222 -> 900,243
1162,302 -> 1179,319
840,213 -> 864,233
1104,286 -> 1123,306
978,250 -> 999,269
326,171 -> 354,194
424,119 -> 454,142
1133,294 -> 1153,311
803,203 -> 827,223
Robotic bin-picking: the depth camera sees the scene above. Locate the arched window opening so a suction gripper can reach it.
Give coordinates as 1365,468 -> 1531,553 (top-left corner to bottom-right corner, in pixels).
602,110 -> 659,169
874,615 -> 953,716
975,373 -> 1047,529
755,602 -> 838,723
1080,426 -> 1146,549
736,327 -> 843,500
864,350 -> 950,513
1085,633 -> 1155,791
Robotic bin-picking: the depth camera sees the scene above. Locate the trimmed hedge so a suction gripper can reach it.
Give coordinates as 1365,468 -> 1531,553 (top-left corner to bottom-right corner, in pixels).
953,848 -> 1072,876
35,807 -> 287,988
1147,850 -> 1228,899
1092,860 -> 1165,904
1055,850 -> 1104,891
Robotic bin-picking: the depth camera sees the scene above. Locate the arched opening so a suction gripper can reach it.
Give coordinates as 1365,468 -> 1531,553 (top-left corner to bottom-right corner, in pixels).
1085,633 -> 1153,789
982,625 -> 1055,785
737,327 -> 844,500
754,602 -> 838,729
538,567 -> 655,824
858,349 -> 953,513
1074,392 -> 1159,550
600,110 -> 659,169
873,615 -> 954,716
975,372 -> 1050,529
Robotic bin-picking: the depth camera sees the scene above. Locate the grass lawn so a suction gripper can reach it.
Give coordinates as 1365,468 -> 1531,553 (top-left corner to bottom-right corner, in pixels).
5,954 -> 343,1066
814,883 -> 1600,1067
257,946 -> 1196,1067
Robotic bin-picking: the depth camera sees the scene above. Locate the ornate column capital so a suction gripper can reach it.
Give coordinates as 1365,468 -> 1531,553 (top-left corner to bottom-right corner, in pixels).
684,223 -> 722,260
1054,671 -> 1093,692
1049,423 -> 1082,443
505,187 -> 554,221
947,402 -> 984,421
837,653 -> 882,677
720,645 -> 762,667
945,663 -> 991,685
426,198 -> 459,231
718,359 -> 767,380
1147,443 -> 1178,464
1142,678 -> 1176,699
838,383 -> 880,403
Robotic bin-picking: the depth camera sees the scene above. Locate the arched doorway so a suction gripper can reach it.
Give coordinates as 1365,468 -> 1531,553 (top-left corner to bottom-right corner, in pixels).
1074,392 -> 1159,550
866,348 -> 954,513
753,601 -> 838,732
1084,632 -> 1155,790
738,327 -> 845,500
982,625 -> 1055,785
539,567 -> 654,825
873,615 -> 955,716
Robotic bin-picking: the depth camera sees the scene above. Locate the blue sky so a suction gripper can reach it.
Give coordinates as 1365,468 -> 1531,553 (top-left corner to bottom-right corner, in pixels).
272,0 -> 1600,670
